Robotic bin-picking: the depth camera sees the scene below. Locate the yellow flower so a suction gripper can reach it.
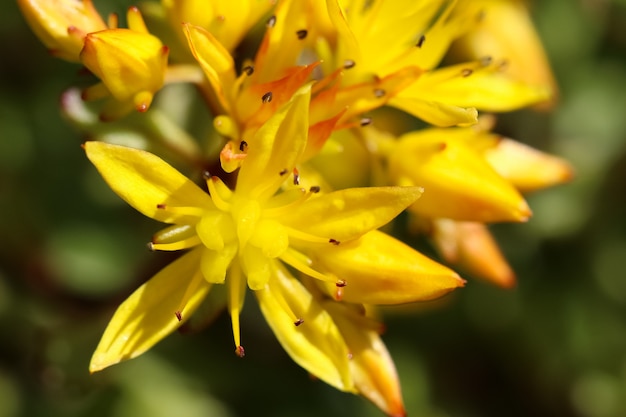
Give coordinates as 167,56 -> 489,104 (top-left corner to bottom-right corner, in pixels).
17,0 -> 107,62
85,87 -> 463,398
80,7 -> 169,118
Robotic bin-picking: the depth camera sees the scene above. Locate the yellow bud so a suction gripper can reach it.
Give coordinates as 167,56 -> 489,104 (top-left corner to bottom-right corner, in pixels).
80,22 -> 168,112
18,0 -> 107,62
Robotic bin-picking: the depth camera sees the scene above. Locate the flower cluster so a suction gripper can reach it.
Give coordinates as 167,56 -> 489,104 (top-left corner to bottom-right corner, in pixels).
19,0 -> 572,415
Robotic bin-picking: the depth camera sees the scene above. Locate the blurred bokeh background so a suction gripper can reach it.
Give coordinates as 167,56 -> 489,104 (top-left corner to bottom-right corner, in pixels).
2,0 -> 626,416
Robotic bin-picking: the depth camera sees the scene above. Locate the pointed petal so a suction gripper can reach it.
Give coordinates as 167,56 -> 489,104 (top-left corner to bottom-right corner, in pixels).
280,186 -> 423,242
325,302 -> 406,417
84,141 -> 214,224
484,138 -> 574,192
90,248 -> 210,372
432,219 -> 516,288
236,84 -> 312,200
312,230 -> 465,305
183,23 -> 236,113
388,95 -> 478,127
397,62 -> 551,114
255,263 -> 355,392
389,131 -> 531,222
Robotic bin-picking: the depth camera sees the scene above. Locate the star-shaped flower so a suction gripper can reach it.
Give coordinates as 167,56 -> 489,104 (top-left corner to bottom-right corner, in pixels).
85,87 -> 463,409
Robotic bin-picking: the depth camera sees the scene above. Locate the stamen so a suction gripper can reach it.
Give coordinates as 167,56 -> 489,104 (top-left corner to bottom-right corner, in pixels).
416,34 -> 426,48
279,168 -> 288,176
296,29 -> 308,40
262,91 -> 273,103
284,227 -> 332,244
461,68 -> 473,77
279,249 -> 336,283
329,238 -> 341,245
202,170 -> 211,179
149,235 -> 201,251
267,15 -> 276,28
374,88 -> 386,98
228,263 -> 245,357
174,270 -> 204,326
207,176 -> 232,212
235,345 -> 246,358
360,117 -> 372,127
239,140 -> 248,152
309,186 -> 321,193
242,65 -> 254,76
343,59 -> 356,69
336,279 -> 347,287
155,204 -> 205,218
271,277 -> 305,326
294,318 -> 304,326
292,167 -> 300,185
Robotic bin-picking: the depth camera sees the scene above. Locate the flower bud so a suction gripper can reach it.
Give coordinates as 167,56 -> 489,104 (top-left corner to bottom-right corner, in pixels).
80,27 -> 168,112
18,0 -> 107,62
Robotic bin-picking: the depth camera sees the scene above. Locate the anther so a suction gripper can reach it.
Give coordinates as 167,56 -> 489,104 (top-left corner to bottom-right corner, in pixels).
202,170 -> 212,179
279,168 -> 288,176
416,34 -> 426,48
309,185 -> 321,193
343,59 -> 356,69
329,238 -> 340,245
296,29 -> 308,40
147,242 -> 155,251
336,279 -> 347,287
461,68 -> 473,77
267,15 -> 276,28
262,91 -> 273,103
294,318 -> 304,326
374,88 -> 386,98
175,311 -> 182,321
156,203 -> 167,209
292,168 -> 300,185
235,345 -> 246,358
242,65 -> 254,76
239,140 -> 248,152
360,117 -> 372,127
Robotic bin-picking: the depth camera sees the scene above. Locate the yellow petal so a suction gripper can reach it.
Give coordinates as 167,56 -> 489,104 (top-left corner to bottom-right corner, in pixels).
90,248 -> 210,372
183,23 -> 236,113
255,263 -> 355,392
451,0 -> 558,109
389,131 -> 531,222
432,219 -> 515,288
484,138 -> 574,192
18,0 -> 107,62
324,302 -> 406,417
312,230 -> 464,304
396,61 -> 551,115
236,84 -> 312,200
388,95 -> 478,127
280,186 -> 423,242
84,141 -> 214,224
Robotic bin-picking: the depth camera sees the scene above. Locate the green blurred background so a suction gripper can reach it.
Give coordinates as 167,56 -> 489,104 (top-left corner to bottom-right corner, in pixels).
2,0 -> 626,416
